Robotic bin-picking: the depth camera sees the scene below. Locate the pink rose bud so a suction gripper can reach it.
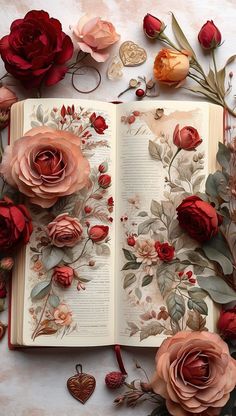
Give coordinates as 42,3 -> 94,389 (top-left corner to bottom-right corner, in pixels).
89,225 -> 109,243
0,257 -> 14,271
143,14 -> 165,39
98,161 -> 108,173
98,174 -> 111,189
198,20 -> 222,50
173,124 -> 202,150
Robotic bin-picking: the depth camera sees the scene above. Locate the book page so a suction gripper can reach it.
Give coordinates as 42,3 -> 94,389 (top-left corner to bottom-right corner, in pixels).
17,99 -> 116,347
114,101 -> 222,347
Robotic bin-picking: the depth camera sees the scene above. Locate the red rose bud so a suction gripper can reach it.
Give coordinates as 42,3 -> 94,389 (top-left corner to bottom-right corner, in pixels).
176,196 -> 222,242
0,257 -> 14,271
89,225 -> 109,243
143,14 -> 165,39
98,161 -> 108,173
218,307 -> 236,340
155,241 -> 175,262
173,124 -> 202,150
107,197 -> 114,207
198,20 -> 222,50
84,206 -> 92,214
90,112 -> 108,134
98,174 -> 111,189
105,371 -> 126,389
127,235 -> 136,246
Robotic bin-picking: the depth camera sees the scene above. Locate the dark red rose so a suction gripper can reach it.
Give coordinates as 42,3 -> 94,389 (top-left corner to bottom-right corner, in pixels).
155,241 -> 175,261
173,124 -> 202,150
176,195 -> 222,242
98,174 -> 111,189
143,14 -> 165,39
0,10 -> 74,89
89,225 -> 109,243
198,20 -> 222,50
0,196 -> 33,252
218,307 -> 236,340
90,112 -> 108,134
53,265 -> 74,288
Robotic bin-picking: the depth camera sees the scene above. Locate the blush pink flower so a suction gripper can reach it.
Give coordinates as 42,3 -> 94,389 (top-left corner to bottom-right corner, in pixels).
134,238 -> 158,266
0,127 -> 90,208
47,213 -> 83,247
150,331 -> 236,416
72,14 -> 120,62
53,303 -> 72,326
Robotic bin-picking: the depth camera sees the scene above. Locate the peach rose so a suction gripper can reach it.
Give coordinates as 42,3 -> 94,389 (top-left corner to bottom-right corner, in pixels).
53,303 -> 72,326
72,14 -> 120,62
0,86 -> 17,111
0,127 -> 90,208
150,331 -> 236,416
153,49 -> 190,87
47,213 -> 83,247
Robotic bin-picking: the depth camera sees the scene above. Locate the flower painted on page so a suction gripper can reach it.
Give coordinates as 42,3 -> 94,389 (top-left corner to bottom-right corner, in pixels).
0,127 -> 90,208
53,303 -> 72,326
173,124 -> 202,150
134,239 -> 158,273
155,241 -> 175,262
149,331 -> 236,416
47,213 -> 83,247
153,48 -> 190,87
89,225 -> 109,243
90,112 -> 108,134
53,266 -> 74,288
98,174 -> 111,189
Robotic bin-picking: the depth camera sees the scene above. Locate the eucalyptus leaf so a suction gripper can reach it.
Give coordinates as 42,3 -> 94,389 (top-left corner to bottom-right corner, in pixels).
142,275 -> 153,287
188,298 -> 208,315
138,218 -> 157,235
193,174 -> 205,193
202,244 -> 233,275
197,275 -> 236,304
122,248 -> 136,261
42,246 -> 64,271
123,273 -> 136,289
31,280 -> 51,300
48,294 -> 60,308
166,292 -> 185,321
203,232 -> 233,261
216,142 -> 231,170
137,211 -> 148,217
135,287 -> 142,300
171,13 -> 196,58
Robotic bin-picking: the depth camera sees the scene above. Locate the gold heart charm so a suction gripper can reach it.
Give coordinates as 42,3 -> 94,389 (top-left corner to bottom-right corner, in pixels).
67,364 -> 96,404
119,41 -> 147,67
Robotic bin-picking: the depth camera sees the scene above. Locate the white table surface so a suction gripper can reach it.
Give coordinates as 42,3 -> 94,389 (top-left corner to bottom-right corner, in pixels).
0,0 -> 235,415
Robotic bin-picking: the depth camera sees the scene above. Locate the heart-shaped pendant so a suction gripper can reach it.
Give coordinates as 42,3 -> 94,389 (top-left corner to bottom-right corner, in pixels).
119,41 -> 147,67
67,364 -> 96,404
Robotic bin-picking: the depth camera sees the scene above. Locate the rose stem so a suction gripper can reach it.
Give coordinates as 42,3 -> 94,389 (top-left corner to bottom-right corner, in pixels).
66,238 -> 91,265
168,147 -> 181,182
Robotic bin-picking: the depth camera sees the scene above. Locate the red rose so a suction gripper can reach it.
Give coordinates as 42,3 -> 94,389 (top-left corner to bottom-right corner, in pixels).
218,307 -> 236,340
53,266 -> 74,288
155,241 -> 175,262
176,195 -> 222,242
127,235 -> 136,246
0,10 -> 74,89
143,14 -> 165,39
173,124 -> 202,150
98,174 -> 111,189
198,20 -> 222,50
90,113 -> 108,134
89,225 -> 109,243
0,196 -> 33,252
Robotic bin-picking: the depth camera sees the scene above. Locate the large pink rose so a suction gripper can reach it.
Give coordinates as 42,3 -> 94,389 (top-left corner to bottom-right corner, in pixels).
150,331 -> 236,416
72,14 -> 120,62
47,213 -> 83,247
0,127 -> 90,208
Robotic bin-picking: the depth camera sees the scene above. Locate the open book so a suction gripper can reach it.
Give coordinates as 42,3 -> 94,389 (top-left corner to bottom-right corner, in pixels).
9,98 -> 223,347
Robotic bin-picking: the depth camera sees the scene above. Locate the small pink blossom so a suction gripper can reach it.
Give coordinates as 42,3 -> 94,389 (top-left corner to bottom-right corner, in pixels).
53,303 -> 72,326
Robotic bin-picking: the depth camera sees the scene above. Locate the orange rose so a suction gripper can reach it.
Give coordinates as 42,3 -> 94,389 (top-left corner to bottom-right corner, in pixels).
0,127 -> 90,208
150,331 -> 236,416
72,14 -> 120,62
153,49 -> 190,86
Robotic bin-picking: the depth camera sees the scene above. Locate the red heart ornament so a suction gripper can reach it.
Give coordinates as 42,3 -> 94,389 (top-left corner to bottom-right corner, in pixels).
67,364 -> 96,404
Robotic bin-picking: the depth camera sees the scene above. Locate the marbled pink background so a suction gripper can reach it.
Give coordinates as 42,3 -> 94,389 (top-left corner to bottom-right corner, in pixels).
0,0 -> 235,415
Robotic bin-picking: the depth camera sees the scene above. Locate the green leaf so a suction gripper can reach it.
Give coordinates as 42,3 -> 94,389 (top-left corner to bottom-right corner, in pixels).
48,294 -> 60,308
166,292 -> 185,321
216,142 -> 231,170
186,310 -> 207,331
156,269 -> 175,296
135,287 -> 142,300
205,171 -> 229,201
42,246 -> 64,271
171,13 -> 196,59
142,275 -> 153,287
138,218 -> 157,235
123,273 -> 136,289
31,280 -> 51,300
202,245 -> 233,275
193,174 -> 205,193
122,261 -> 141,271
151,200 -> 163,217
188,298 -> 208,315
178,250 -> 208,267
188,287 -> 208,300
140,322 -> 164,341
122,248 -> 136,261
36,104 -> 44,123
169,219 -> 182,240
197,275 -> 236,304
137,211 -> 148,217
148,140 -> 162,161
203,232 -> 233,262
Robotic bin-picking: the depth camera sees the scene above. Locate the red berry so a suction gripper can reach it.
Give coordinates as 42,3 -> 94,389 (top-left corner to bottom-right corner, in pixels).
84,206 -> 92,214
128,115 -> 135,124
136,88 -> 145,98
189,278 -> 196,284
105,371 -> 126,389
127,236 -> 136,246
186,271 -> 193,278
133,110 -> 140,116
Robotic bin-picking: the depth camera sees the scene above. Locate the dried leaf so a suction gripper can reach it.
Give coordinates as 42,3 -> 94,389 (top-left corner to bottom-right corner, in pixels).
171,13 -> 196,59
186,310 -> 207,331
149,140 -> 162,161
140,322 -> 164,341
